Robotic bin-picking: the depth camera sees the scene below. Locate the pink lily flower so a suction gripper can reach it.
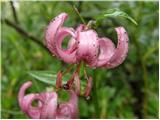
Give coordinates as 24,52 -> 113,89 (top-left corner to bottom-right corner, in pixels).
45,12 -> 129,68
18,81 -> 78,119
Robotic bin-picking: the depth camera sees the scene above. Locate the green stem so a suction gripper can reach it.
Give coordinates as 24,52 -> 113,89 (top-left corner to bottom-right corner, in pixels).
62,64 -> 74,76
72,5 -> 86,25
141,60 -> 148,118
92,69 -> 100,118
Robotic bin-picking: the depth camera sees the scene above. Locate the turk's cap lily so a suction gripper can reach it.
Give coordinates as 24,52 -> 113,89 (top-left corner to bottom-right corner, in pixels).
45,12 -> 129,68
18,81 -> 78,119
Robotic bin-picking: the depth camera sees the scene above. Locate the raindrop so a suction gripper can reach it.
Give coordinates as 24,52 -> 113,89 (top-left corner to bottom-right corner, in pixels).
86,96 -> 90,100
63,84 -> 69,90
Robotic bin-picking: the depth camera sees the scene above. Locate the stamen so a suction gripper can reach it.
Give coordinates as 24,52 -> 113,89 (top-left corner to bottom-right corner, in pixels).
66,72 -> 76,89
56,71 -> 63,90
76,61 -> 82,73
74,73 -> 81,95
64,62 -> 82,90
84,76 -> 93,98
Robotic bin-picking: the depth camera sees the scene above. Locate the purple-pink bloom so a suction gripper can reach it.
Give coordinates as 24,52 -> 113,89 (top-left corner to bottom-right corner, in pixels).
18,81 -> 78,119
45,12 -> 129,68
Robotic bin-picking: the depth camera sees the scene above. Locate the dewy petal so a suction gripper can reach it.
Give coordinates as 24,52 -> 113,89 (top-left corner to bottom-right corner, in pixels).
56,90 -> 78,119
45,12 -> 68,56
76,30 -> 99,65
104,27 -> 129,68
18,81 -> 33,112
55,27 -> 77,63
95,37 -> 115,67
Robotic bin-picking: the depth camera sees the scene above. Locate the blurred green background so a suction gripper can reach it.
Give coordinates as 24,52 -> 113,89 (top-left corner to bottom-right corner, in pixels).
1,1 -> 159,119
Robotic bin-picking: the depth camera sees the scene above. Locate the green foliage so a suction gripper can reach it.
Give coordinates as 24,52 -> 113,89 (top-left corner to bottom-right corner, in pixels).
29,71 -> 68,85
1,1 -> 159,119
96,8 -> 138,25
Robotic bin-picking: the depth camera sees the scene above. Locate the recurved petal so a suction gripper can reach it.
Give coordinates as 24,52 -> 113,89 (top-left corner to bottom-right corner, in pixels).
67,37 -> 76,53
84,76 -> 93,98
105,27 -> 129,68
74,73 -> 81,96
45,13 -> 68,56
18,81 -> 41,119
18,81 -> 33,111
26,95 -> 42,119
95,37 -> 115,67
55,27 -> 77,63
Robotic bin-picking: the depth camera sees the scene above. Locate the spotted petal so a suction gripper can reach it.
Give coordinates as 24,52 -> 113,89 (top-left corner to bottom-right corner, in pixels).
105,27 -> 129,68
45,13 -> 77,63
76,30 -> 99,65
95,37 -> 115,67
45,13 -> 68,56
55,27 -> 77,63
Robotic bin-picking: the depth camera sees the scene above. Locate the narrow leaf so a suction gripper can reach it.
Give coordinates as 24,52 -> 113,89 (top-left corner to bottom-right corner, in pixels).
96,8 -> 138,25
28,70 -> 88,92
28,71 -> 70,85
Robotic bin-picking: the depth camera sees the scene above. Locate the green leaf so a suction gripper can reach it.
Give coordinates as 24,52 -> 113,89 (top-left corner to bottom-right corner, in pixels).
96,8 -> 138,25
28,70 -> 88,94
28,71 -> 70,85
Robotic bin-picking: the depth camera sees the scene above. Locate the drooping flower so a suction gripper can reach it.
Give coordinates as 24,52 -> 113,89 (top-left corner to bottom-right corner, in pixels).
45,12 -> 129,68
18,81 -> 78,119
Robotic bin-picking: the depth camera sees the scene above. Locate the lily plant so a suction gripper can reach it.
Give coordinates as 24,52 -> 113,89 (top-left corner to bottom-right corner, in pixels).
18,8 -> 136,118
